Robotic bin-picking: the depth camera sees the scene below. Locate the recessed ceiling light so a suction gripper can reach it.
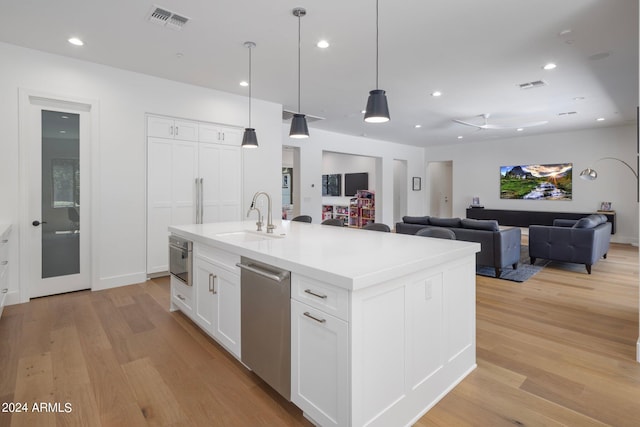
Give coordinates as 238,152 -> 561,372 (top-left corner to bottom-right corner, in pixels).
317,40 -> 330,49
573,97 -> 585,101
414,124 -> 422,128
457,136 -> 463,139
68,37 -> 84,46
431,91 -> 442,97
558,29 -> 572,37
596,117 -> 605,121
543,63 -> 557,70
239,81 -> 249,87
516,128 -> 524,132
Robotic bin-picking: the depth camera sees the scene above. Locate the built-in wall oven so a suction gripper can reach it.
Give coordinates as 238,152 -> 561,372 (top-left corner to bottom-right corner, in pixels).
169,235 -> 193,286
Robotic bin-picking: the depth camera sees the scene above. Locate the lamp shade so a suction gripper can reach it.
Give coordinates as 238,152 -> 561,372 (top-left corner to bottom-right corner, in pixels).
289,113 -> 309,139
579,167 -> 598,180
364,89 -> 390,123
241,128 -> 259,148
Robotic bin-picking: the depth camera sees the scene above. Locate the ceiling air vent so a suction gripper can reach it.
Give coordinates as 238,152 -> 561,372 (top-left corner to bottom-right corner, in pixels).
518,80 -> 548,90
147,6 -> 190,30
282,109 -> 325,123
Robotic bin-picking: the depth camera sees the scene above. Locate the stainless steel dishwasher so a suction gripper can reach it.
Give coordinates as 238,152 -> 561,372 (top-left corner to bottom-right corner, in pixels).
236,257 -> 291,400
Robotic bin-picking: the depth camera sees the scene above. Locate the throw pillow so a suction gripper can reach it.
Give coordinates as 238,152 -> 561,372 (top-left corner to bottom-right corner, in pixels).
429,217 -> 462,228
402,216 -> 430,225
461,218 -> 499,231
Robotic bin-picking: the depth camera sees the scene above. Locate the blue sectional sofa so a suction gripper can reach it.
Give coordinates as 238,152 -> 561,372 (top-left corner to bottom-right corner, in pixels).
396,216 -> 521,278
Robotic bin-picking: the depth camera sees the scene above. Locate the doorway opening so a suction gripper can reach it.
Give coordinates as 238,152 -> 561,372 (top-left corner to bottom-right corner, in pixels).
427,161 -> 453,218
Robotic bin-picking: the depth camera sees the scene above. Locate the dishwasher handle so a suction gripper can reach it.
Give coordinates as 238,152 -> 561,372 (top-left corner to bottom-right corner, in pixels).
236,262 -> 290,283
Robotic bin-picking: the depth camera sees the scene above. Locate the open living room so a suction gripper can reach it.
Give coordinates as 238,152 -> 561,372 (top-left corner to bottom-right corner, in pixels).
1,1 -> 639,426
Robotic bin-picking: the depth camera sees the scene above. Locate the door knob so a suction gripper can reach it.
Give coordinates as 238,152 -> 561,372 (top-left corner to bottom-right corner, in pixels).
32,220 -> 47,226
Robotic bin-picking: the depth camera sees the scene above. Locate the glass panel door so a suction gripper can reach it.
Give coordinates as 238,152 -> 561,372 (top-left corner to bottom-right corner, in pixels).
41,110 -> 80,278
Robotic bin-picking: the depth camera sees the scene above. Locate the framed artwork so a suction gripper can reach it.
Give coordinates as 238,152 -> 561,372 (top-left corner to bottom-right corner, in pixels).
412,177 -> 421,191
600,201 -> 612,211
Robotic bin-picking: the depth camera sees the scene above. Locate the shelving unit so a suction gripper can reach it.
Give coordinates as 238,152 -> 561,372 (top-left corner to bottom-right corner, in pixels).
322,204 -> 349,225
348,190 -> 375,228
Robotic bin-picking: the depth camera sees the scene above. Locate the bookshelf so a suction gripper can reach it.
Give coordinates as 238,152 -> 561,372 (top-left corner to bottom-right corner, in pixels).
348,190 -> 375,228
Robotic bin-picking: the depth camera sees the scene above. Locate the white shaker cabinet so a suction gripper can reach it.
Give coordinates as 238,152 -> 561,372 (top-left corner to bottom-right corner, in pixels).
148,116 -> 199,141
147,137 -> 198,274
193,247 -> 241,357
199,123 -> 242,146
146,116 -> 243,275
291,299 -> 349,427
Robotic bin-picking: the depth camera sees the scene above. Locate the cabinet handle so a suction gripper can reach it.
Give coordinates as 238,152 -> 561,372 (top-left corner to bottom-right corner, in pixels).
1,239 -> 7,243
175,126 -> 179,135
209,274 -> 217,294
0,261 -> 7,266
304,289 -> 327,299
170,125 -> 174,135
222,132 -> 225,141
1,289 -> 7,294
176,294 -> 185,301
303,312 -> 326,324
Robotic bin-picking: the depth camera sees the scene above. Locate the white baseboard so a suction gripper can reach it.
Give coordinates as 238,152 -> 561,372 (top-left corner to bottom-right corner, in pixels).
94,272 -> 147,291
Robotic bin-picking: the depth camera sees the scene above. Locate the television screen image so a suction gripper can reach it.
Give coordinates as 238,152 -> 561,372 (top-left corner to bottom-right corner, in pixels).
500,163 -> 572,200
322,174 -> 341,196
344,172 -> 368,196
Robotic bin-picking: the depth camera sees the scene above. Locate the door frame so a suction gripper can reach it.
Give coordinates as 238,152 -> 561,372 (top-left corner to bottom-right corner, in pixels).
18,89 -> 100,303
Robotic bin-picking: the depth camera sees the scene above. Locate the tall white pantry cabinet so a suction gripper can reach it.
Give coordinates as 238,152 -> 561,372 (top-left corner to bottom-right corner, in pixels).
147,116 -> 243,274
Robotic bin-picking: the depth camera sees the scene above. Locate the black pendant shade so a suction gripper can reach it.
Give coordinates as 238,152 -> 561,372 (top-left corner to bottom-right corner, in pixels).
241,128 -> 258,148
289,113 -> 309,139
241,41 -> 258,148
364,89 -> 390,123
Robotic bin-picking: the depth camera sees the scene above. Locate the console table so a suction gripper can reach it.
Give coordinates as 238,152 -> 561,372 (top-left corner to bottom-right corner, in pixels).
466,208 -> 616,234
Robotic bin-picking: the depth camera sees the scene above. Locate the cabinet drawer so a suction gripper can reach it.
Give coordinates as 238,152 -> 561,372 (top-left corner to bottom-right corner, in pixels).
171,276 -> 193,315
195,244 -> 240,273
291,274 -> 349,321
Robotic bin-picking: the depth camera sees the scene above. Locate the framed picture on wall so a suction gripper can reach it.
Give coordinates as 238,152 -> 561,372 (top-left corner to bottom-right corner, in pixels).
412,177 -> 421,191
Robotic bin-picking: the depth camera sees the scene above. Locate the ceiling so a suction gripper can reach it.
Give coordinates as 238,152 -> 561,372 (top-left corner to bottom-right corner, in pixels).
2,0 -> 638,147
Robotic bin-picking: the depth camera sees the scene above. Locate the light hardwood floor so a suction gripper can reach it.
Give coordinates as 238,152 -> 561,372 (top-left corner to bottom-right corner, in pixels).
1,243 -> 638,426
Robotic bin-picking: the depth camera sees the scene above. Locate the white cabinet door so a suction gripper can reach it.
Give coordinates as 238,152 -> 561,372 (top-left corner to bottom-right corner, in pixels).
291,300 -> 349,427
148,116 -> 198,141
194,257 -> 241,357
199,123 -> 242,146
199,143 -> 242,223
147,138 -> 197,274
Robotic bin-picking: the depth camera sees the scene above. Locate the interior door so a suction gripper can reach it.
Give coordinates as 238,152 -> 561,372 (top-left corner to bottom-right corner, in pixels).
26,100 -> 91,298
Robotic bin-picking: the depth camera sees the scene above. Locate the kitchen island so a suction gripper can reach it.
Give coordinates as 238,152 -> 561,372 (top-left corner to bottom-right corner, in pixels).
169,220 -> 480,427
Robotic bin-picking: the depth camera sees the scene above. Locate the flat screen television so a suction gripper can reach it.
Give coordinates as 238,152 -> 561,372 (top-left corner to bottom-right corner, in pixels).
322,174 -> 341,196
344,172 -> 368,196
500,163 -> 572,200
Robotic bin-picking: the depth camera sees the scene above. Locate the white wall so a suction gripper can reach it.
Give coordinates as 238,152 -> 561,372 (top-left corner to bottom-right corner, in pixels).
0,42 -> 282,301
425,125 -> 638,244
321,152 -> 377,207
283,126 -> 425,226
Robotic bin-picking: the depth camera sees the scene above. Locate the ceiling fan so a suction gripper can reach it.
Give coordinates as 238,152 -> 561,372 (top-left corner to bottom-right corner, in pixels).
453,113 -> 548,130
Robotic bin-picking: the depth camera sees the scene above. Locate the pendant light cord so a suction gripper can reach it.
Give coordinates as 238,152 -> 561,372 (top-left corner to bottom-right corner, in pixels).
297,13 -> 302,113
375,0 -> 379,90
248,45 -> 252,127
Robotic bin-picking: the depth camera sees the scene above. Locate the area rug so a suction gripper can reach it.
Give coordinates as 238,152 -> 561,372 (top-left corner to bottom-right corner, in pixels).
476,245 -> 548,283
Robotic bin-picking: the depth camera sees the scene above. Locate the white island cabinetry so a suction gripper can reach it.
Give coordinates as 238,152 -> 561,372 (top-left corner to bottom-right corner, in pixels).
169,221 -> 479,427
193,243 -> 241,357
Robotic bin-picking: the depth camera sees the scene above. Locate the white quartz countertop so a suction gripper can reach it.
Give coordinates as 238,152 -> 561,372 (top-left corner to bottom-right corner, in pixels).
169,220 -> 480,291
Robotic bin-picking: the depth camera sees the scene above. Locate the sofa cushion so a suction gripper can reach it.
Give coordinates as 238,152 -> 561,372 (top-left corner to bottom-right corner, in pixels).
461,218 -> 499,232
429,217 -> 462,228
402,216 -> 430,225
572,215 -> 600,229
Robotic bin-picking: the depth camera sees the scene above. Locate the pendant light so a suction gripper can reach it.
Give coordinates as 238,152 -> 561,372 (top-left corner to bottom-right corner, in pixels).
364,0 -> 390,123
289,7 -> 309,139
241,41 -> 259,148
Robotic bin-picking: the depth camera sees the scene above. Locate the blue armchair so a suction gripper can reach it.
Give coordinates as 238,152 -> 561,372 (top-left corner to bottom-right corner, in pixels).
528,214 -> 611,274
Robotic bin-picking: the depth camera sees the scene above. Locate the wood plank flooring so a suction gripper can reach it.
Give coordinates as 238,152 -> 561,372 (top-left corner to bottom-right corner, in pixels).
0,243 -> 638,426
